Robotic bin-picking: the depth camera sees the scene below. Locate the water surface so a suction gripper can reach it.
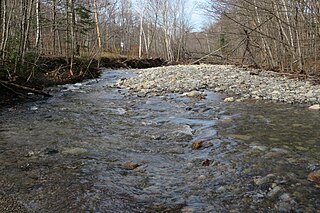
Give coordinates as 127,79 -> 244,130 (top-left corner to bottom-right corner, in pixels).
0,70 -> 319,212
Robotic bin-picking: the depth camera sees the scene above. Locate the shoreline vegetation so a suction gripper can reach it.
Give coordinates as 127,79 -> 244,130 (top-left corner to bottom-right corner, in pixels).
0,56 -> 166,105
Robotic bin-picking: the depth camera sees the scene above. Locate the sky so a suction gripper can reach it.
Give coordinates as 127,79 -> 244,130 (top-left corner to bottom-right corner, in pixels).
187,0 -> 210,31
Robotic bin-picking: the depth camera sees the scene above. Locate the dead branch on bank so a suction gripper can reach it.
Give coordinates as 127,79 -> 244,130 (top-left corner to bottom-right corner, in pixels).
0,80 -> 52,97
190,44 -> 229,65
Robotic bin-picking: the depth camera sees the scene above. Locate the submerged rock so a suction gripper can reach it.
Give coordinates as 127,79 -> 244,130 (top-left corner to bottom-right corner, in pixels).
307,170 -> 320,188
62,147 -> 88,156
184,91 -> 202,98
191,140 -> 203,150
122,162 -> 141,170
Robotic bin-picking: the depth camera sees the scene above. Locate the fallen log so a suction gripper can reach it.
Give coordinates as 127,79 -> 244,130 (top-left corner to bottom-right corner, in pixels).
190,44 -> 229,65
0,80 -> 52,97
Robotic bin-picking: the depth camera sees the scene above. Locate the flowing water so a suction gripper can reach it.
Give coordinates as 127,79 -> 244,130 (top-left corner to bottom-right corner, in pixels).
0,70 -> 319,212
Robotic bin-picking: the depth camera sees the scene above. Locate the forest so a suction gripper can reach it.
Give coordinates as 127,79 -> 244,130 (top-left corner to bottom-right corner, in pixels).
1,0 -> 320,91
205,0 -> 320,81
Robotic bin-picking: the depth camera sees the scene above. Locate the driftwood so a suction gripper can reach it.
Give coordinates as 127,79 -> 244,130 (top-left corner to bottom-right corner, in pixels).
190,44 -> 229,65
0,80 -> 52,97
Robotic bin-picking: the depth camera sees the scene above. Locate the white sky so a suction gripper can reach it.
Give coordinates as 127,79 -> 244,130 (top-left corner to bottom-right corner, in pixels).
187,0 -> 209,31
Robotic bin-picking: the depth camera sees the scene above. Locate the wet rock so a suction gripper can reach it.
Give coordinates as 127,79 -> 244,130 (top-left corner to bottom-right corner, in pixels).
254,174 -> 276,186
251,145 -> 268,152
181,207 -> 195,213
25,151 -> 35,157
307,170 -> 320,188
228,134 -> 251,141
201,159 -> 211,166
198,175 -> 207,180
62,147 -> 88,156
30,106 -> 39,111
309,104 -> 320,110
224,97 -> 235,102
267,186 -> 282,198
44,148 -> 59,155
184,91 -> 202,98
122,162 -> 141,170
191,140 -> 203,150
276,193 -> 297,212
20,163 -> 31,171
216,186 -> 227,193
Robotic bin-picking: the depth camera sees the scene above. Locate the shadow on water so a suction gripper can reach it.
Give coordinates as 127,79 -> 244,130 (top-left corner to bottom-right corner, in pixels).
0,69 -> 319,212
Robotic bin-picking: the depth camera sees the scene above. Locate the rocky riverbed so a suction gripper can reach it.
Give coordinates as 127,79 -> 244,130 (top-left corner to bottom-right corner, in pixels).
116,64 -> 320,106
0,69 -> 319,212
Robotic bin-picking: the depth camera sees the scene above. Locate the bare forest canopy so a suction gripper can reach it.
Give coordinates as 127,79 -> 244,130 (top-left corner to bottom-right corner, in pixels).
1,0 -> 320,85
0,0 -> 204,95
204,0 -> 320,78
0,0 -> 196,67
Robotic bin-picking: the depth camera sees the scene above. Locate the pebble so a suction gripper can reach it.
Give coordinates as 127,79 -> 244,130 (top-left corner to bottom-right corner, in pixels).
184,91 -> 202,98
224,97 -> 235,102
309,104 -> 320,110
116,65 -> 320,104
267,186 -> 282,198
62,147 -> 88,156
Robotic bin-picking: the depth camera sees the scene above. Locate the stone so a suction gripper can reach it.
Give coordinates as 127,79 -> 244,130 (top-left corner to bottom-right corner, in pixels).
184,91 -> 202,98
122,162 -> 141,170
191,140 -> 203,150
118,64 -> 320,104
307,170 -> 320,188
309,104 -> 320,110
267,186 -> 282,198
198,175 -> 206,180
254,174 -> 276,186
201,159 -> 211,166
228,134 -> 251,141
224,97 -> 235,102
62,148 -> 88,156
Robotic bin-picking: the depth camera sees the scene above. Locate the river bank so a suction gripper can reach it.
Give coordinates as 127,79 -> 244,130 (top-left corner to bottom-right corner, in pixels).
116,64 -> 320,106
0,57 -> 166,106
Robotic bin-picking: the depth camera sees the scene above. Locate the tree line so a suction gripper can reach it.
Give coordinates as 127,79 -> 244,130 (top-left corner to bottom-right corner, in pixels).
204,0 -> 320,75
0,0 -> 193,76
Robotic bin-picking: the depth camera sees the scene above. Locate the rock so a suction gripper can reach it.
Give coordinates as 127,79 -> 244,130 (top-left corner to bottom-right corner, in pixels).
118,64 -> 320,104
198,175 -> 206,180
122,162 -> 141,170
25,151 -> 35,157
201,159 -> 211,166
267,186 -> 282,198
224,97 -> 235,102
276,193 -> 297,212
309,104 -> 320,110
62,147 -> 88,156
307,170 -> 320,188
185,91 -> 200,97
228,134 -> 251,141
191,140 -> 203,150
216,186 -> 227,193
184,91 -> 205,99
254,174 -> 276,186
181,207 -> 195,213
30,106 -> 38,111
44,148 -> 59,155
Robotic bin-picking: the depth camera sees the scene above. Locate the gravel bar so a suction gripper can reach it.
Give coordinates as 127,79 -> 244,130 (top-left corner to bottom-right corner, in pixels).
116,64 -> 320,106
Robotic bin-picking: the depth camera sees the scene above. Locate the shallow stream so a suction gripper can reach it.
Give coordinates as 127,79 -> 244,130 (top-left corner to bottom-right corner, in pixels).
0,70 -> 319,212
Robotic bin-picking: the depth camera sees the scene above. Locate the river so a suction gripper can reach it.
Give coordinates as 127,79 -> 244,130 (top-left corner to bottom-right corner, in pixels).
0,69 -> 319,212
